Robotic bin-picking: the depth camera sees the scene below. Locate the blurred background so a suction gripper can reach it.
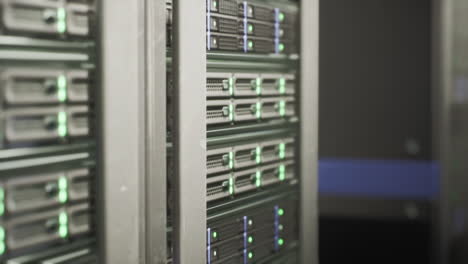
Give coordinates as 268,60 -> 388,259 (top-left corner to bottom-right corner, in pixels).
318,0 -> 468,263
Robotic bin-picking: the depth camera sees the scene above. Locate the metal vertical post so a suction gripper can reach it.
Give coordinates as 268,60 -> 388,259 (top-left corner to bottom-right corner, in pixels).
99,0 -> 147,263
172,0 -> 207,263
435,0 -> 468,263
300,0 -> 319,263
145,0 -> 168,262
432,0 -> 452,263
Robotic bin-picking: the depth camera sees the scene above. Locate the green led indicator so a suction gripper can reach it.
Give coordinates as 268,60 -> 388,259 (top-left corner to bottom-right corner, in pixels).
212,231 -> 218,239
59,211 -> 68,238
279,43 -> 285,52
0,226 -> 5,255
248,252 -> 254,259
59,212 -> 68,225
213,0 -> 218,8
0,227 -> 5,241
228,151 -> 234,169
279,78 -> 286,94
57,8 -> 67,34
278,238 -> 284,246
57,111 -> 67,137
58,176 -> 68,203
278,100 -> 286,116
248,236 -> 254,243
278,164 -> 286,181
57,75 -> 67,102
58,176 -> 68,190
0,188 -> 4,216
58,190 -> 68,203
255,101 -> 262,119
278,143 -> 286,159
279,12 -> 285,22
255,146 -> 261,164
248,40 -> 254,49
228,177 -> 234,195
59,225 -> 68,238
248,219 -> 253,226
278,208 -> 284,216
255,170 -> 262,188
229,104 -> 234,121
0,241 -> 5,255
229,78 -> 234,96
248,24 -> 254,33
255,78 -> 261,95
278,224 -> 284,231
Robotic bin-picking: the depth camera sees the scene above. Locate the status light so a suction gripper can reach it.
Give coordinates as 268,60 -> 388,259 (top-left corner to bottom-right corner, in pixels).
248,24 -> 254,33
57,8 -> 67,34
0,188 -> 4,216
278,238 -> 284,246
278,208 -> 284,216
58,111 -> 68,137
255,170 -> 262,188
57,75 -> 67,102
279,12 -> 285,22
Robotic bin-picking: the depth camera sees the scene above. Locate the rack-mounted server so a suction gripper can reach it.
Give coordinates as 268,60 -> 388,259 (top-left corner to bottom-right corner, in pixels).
160,0 -> 305,263
0,0 -> 97,262
207,195 -> 298,264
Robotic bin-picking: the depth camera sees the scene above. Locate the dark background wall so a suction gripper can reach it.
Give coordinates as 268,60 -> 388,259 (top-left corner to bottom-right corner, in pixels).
319,0 -> 432,263
319,0 -> 432,161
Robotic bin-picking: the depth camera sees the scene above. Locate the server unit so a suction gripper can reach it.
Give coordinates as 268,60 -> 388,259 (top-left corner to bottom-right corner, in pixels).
168,0 -> 318,263
0,0 -> 97,262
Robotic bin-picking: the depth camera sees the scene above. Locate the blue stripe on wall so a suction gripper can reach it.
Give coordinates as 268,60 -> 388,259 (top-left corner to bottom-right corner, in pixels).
319,159 -> 440,200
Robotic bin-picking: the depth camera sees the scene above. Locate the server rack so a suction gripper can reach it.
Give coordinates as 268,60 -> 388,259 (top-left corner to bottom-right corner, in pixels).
0,0 -> 98,263
169,0 -> 318,264
435,0 -> 468,263
0,0 -> 318,263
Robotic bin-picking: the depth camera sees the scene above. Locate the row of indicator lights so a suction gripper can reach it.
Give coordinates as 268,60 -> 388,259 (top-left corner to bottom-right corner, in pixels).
59,211 -> 69,238
57,75 -> 68,102
225,163 -> 287,195
56,8 -> 67,34
208,238 -> 254,258
0,227 -> 4,255
244,216 -> 254,262
277,207 -> 285,246
246,208 -> 286,261
210,0 -> 286,22
58,111 -> 68,137
57,75 -> 69,137
58,176 -> 68,203
210,0 -> 286,53
222,77 -> 288,95
209,215 -> 283,262
223,143 -> 287,169
223,100 -> 288,121
209,231 -> 254,242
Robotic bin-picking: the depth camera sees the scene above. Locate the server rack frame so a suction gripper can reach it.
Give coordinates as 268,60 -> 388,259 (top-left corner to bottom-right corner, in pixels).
99,0 -> 167,263
172,0 -> 319,263
100,0 -> 319,263
433,0 -> 468,263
